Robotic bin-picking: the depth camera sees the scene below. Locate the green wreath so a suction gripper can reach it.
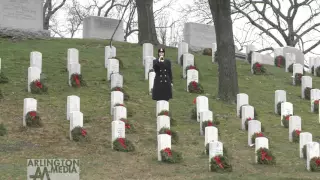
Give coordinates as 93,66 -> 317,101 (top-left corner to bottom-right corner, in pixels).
159,127 -> 178,144
276,101 -> 282,115
30,79 -> 48,94
188,81 -> 204,94
71,126 -> 88,142
294,73 -> 302,86
292,129 -> 300,143
310,157 -> 320,172
210,155 -> 232,172
256,147 -> 276,165
70,73 -> 86,87
113,138 -> 135,152
251,132 -> 264,144
160,147 -> 183,163
202,120 -> 220,135
120,118 -> 135,133
314,100 -> 319,113
190,106 -> 197,120
304,87 -> 312,100
302,145 -> 307,159
282,114 -> 292,128
25,111 -> 42,127
252,62 -> 266,75
287,63 -> 293,72
274,55 -> 285,68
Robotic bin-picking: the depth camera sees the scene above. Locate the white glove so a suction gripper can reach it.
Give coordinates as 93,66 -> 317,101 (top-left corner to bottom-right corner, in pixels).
171,83 -> 173,87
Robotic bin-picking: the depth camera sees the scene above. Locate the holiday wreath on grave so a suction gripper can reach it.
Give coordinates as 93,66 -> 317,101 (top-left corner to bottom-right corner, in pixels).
70,73 -> 86,87
288,63 -> 293,72
190,98 -> 197,120
185,65 -> 199,77
282,114 -> 292,128
160,147 -> 182,163
251,132 -> 265,144
252,62 -> 266,75
256,147 -> 276,165
245,118 -> 265,132
239,105 -> 258,119
30,79 -> 48,94
210,155 -> 232,172
0,72 -> 9,84
120,118 -> 135,133
304,87 -> 312,100
111,86 -> 130,101
274,55 -> 285,68
188,81 -> 204,94
71,126 -> 88,142
302,145 -> 307,159
310,157 -> 320,172
316,67 -> 320,77
203,48 -> 212,56
294,73 -> 303,85
276,102 -> 283,115
314,99 -> 319,113
159,127 -> 178,144
25,111 -> 42,127
113,138 -> 135,152
206,144 -> 228,156
202,120 -> 220,135
247,51 -> 253,64
292,129 -> 301,143
158,110 -> 177,126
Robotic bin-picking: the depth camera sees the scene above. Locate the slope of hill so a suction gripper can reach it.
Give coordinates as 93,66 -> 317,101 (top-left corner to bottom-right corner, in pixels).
0,38 -> 320,180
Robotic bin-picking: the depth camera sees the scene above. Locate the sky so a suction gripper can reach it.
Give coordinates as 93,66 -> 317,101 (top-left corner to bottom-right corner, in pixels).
53,0 -> 320,59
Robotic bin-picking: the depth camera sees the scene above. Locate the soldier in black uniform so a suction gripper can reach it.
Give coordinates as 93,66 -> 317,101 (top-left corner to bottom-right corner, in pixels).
152,48 -> 173,101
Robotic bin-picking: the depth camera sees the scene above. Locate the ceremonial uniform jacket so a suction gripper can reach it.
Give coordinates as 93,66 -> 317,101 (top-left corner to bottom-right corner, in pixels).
152,58 -> 173,101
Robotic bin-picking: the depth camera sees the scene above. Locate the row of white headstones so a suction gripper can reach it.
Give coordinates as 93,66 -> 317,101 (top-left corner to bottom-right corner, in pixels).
20,48 -> 85,140
142,43 -> 200,93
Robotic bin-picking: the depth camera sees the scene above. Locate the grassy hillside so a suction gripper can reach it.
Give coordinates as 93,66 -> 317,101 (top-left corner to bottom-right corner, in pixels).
0,38 -> 320,180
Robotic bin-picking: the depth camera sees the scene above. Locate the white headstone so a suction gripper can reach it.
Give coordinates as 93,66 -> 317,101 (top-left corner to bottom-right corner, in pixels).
310,89 -> 320,112
306,142 -> 320,171
314,57 -> 320,76
255,137 -> 269,163
104,46 -> 116,68
241,105 -> 254,130
288,116 -> 302,142
300,132 -> 312,158
143,43 -> 153,65
186,69 -> 199,92
144,57 -> 154,80
285,53 -> 296,72
196,96 -> 209,122
67,95 -> 80,120
301,76 -> 312,99
157,115 -> 170,134
248,120 -> 262,146
182,53 -> 195,78
251,52 -> 262,73
178,42 -> 188,65
110,73 -> 123,89
67,48 -> 79,71
113,106 -> 127,121
111,120 -> 125,149
27,67 -> 41,93
107,59 -> 119,81
309,57 -> 315,73
212,43 -> 217,62
156,100 -> 169,117
246,45 -> 257,54
204,126 -> 218,146
281,102 -> 293,126
110,91 -> 124,115
199,110 -> 213,136
69,111 -> 83,140
30,51 -> 42,73
292,63 -> 303,85
149,72 -> 156,95
237,93 -> 249,117
23,98 -> 37,127
157,134 -> 171,161
274,90 -> 286,114
68,63 -> 81,86
208,141 -> 223,170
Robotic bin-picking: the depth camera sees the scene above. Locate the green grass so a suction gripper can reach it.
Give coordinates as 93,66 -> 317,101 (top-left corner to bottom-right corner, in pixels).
0,38 -> 320,180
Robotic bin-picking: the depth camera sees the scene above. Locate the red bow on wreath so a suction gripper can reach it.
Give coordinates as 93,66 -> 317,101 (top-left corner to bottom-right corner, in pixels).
295,130 -> 301,136
214,156 -> 224,169
316,159 -> 320,166
35,80 -> 42,88
255,63 -> 261,71
118,138 -> 127,148
163,147 -> 172,156
285,115 -> 290,121
189,66 -> 196,69
29,111 -> 37,120
261,149 -> 272,161
81,129 -> 87,136
165,130 -> 171,135
207,121 -> 213,126
73,75 -> 80,87
116,87 -> 121,91
125,123 -> 131,129
277,57 -> 281,67
193,98 -> 196,104
163,111 -> 169,116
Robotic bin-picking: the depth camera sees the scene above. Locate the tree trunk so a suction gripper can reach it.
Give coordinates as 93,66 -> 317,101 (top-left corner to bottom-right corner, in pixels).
208,0 -> 239,103
135,0 -> 159,45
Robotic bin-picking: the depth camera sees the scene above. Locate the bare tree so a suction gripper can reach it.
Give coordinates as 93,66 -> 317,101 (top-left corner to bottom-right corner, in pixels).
208,0 -> 239,103
43,0 -> 67,30
232,0 -> 320,54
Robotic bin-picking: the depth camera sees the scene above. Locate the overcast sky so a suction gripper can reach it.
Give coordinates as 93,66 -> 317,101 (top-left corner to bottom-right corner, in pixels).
54,0 -> 319,58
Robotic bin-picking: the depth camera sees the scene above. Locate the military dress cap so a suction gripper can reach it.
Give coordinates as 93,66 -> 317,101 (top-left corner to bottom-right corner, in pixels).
158,48 -> 165,53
